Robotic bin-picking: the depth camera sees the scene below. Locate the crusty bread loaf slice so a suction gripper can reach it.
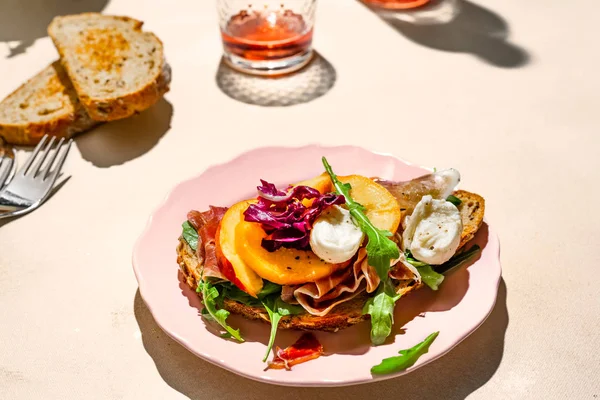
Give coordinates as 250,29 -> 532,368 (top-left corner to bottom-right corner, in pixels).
0,61 -> 98,146
175,190 -> 485,332
48,13 -> 171,121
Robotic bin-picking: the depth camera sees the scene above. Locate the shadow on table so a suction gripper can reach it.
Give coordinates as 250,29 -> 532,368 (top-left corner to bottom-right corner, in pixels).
75,98 -> 173,168
215,51 -> 336,107
364,0 -> 530,68
0,0 -> 109,58
134,276 -> 508,400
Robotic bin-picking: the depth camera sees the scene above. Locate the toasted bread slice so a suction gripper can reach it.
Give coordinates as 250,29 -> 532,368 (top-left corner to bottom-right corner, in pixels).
455,190 -> 485,250
176,190 -> 485,332
0,62 -> 98,146
48,13 -> 171,121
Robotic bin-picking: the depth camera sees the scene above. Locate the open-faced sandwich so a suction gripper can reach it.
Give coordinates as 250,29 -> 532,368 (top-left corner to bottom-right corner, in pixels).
177,157 -> 484,370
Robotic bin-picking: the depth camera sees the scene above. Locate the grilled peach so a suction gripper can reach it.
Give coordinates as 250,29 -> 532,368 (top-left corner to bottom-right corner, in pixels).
235,220 -> 347,285
293,172 -> 331,194
217,200 -> 264,297
299,173 -> 401,233
217,174 -> 400,291
335,175 -> 401,234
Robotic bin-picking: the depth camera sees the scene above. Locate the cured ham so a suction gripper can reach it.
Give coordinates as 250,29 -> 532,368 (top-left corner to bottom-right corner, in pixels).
376,169 -> 460,219
187,207 -> 228,280
286,248 -> 380,317
267,333 -> 323,370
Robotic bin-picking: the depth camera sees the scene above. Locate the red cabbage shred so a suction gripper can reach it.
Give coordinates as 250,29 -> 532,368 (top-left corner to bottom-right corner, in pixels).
243,180 -> 345,252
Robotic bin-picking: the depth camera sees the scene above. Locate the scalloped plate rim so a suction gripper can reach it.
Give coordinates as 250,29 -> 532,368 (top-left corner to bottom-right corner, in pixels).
132,144 -> 502,387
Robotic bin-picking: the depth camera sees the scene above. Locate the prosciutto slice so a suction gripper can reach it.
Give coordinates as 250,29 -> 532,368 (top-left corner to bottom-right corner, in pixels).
268,333 -> 323,370
286,248 -> 381,317
187,207 -> 228,280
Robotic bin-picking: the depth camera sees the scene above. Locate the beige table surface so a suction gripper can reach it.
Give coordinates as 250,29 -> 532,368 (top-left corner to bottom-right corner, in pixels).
1,0 -> 599,399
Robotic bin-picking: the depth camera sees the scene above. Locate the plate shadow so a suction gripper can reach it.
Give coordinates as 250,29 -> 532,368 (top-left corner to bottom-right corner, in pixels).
0,0 -> 109,58
134,277 -> 507,399
215,51 -> 336,107
135,221 -> 506,399
75,98 -> 173,168
365,0 -> 530,68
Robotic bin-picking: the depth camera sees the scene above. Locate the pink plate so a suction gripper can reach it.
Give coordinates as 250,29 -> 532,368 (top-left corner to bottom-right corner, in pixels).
132,145 -> 501,387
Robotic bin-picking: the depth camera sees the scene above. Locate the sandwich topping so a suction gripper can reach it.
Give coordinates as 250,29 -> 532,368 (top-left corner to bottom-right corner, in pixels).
309,205 -> 365,264
284,247 -> 380,317
178,157 -> 484,370
402,195 -> 462,265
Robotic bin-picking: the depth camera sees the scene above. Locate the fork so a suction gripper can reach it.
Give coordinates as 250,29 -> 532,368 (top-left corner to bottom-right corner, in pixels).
0,135 -> 72,219
0,139 -> 15,188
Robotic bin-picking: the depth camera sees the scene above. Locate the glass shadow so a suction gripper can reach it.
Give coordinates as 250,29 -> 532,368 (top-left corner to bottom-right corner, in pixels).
215,51 -> 336,107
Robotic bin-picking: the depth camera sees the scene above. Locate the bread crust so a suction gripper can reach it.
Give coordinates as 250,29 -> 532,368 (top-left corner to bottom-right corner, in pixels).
0,62 -> 98,146
455,190 -> 486,250
48,13 -> 172,122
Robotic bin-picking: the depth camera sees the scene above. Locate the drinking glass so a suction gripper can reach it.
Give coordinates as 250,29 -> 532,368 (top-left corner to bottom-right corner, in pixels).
217,0 -> 317,76
361,0 -> 431,10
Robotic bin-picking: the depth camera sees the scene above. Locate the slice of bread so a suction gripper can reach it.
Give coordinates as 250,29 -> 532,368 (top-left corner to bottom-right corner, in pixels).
455,190 -> 485,250
48,13 -> 171,121
175,190 -> 485,332
0,61 -> 98,146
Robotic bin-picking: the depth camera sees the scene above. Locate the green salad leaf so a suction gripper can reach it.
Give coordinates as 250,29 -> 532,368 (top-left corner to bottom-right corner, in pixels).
219,281 -> 284,307
405,245 -> 482,291
404,251 -> 446,291
182,221 -> 198,251
416,265 -> 445,291
197,281 -> 244,342
322,157 -> 400,281
262,295 -> 304,362
221,283 -> 261,306
362,281 -> 402,345
371,331 -> 439,375
258,281 -> 283,298
435,245 -> 481,275
323,157 -> 402,346
446,195 -> 462,206
206,280 -> 302,361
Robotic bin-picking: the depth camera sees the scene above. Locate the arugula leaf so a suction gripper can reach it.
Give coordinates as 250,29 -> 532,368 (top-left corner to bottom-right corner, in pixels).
435,245 -> 481,275
362,280 -> 402,345
258,281 -> 283,298
404,251 -> 446,291
446,195 -> 462,206
404,251 -> 428,268
416,265 -> 445,291
221,284 -> 261,306
219,281 -> 283,307
322,157 -> 399,281
371,331 -> 439,375
323,157 -> 402,346
182,221 -> 198,252
197,281 -> 244,342
262,295 -> 304,362
405,245 -> 482,290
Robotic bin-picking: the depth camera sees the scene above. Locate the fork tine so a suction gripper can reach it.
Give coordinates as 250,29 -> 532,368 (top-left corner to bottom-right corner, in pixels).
29,136 -> 56,177
0,156 -> 11,187
43,138 -> 72,183
39,137 -> 65,180
19,135 -> 48,176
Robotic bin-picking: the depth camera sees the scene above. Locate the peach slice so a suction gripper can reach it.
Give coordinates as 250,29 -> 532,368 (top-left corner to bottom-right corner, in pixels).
298,173 -> 401,233
217,200 -> 264,297
235,220 -> 347,285
336,175 -> 401,234
216,173 -> 400,292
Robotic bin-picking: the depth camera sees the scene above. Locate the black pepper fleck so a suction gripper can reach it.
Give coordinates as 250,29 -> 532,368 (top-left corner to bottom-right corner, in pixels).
295,256 -> 300,260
